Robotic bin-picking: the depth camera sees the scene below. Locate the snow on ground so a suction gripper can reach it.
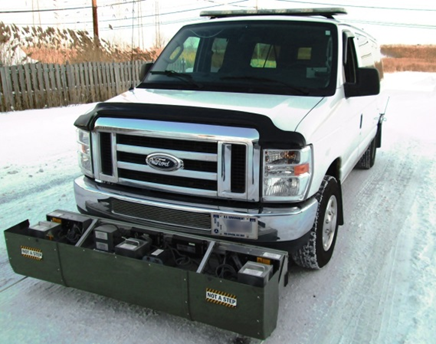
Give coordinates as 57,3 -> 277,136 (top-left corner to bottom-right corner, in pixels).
0,72 -> 435,344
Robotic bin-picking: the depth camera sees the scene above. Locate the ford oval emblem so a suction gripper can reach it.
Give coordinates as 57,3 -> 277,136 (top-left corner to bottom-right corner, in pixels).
146,153 -> 183,172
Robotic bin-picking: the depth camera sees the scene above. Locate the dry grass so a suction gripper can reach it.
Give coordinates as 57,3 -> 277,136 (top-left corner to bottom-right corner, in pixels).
0,22 -> 156,65
2,22 -> 436,73
23,46 -> 153,64
381,45 -> 436,72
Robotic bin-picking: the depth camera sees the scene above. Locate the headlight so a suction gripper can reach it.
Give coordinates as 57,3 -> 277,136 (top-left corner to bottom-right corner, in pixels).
77,129 -> 93,177
263,146 -> 312,201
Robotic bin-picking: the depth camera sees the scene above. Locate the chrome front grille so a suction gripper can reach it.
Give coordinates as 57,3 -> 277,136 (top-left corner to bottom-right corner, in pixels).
92,117 -> 260,201
112,199 -> 211,230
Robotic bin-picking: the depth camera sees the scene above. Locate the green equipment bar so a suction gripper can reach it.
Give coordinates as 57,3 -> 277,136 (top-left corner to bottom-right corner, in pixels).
4,210 -> 288,340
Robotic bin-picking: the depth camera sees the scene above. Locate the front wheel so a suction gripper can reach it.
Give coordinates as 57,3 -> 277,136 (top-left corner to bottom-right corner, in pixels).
292,176 -> 340,269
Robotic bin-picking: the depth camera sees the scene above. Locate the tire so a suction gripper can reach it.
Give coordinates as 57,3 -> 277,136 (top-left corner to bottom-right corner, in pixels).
292,176 -> 340,269
357,138 -> 377,169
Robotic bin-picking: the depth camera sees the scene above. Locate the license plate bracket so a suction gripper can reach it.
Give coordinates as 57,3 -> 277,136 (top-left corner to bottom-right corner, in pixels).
211,214 -> 258,239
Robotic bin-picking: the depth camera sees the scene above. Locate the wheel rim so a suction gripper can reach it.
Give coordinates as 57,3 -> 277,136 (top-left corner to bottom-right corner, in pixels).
322,195 -> 338,251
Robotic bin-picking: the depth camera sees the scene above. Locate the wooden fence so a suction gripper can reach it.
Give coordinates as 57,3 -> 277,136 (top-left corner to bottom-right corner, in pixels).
0,60 -> 144,112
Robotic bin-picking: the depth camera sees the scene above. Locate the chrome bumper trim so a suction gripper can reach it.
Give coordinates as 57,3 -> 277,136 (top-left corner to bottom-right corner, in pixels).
74,176 -> 318,242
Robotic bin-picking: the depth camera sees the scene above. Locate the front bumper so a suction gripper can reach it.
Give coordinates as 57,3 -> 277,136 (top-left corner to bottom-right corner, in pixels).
74,176 -> 318,244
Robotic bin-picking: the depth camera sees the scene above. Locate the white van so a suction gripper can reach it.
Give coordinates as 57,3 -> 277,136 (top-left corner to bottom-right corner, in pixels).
74,8 -> 386,269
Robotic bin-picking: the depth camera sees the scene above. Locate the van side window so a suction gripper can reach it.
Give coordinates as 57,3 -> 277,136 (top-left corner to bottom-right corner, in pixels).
344,37 -> 358,83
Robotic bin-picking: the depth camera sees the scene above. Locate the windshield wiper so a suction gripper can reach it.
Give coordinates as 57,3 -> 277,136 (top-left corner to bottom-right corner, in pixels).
150,70 -> 203,89
220,75 -> 310,95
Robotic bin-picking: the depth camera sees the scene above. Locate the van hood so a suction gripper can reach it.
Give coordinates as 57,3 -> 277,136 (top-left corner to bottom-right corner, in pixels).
107,88 -> 323,132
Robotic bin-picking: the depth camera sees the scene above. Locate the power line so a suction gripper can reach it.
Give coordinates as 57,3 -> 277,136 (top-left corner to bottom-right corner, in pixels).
5,0 -> 246,27
0,0 -> 147,14
0,4 -> 90,14
3,1 -> 436,37
6,0 -> 436,27
102,0 -> 436,32
276,0 -> 436,12
100,15 -> 436,32
343,19 -> 436,31
100,17 -> 205,32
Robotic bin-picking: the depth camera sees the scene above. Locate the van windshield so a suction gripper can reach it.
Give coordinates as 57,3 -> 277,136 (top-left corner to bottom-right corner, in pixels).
139,20 -> 338,96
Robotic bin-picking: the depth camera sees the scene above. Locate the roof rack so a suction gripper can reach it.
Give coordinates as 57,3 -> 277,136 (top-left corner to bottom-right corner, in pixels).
200,7 -> 347,20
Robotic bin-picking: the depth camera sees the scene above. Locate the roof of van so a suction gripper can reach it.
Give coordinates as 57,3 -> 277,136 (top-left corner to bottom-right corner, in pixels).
197,7 -> 378,41
200,7 -> 347,20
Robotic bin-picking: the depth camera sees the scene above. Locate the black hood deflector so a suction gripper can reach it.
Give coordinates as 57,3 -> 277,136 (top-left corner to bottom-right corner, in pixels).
74,102 -> 306,148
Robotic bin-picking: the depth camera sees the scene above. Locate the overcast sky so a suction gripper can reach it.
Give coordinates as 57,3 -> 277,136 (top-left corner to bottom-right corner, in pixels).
1,0 -> 435,48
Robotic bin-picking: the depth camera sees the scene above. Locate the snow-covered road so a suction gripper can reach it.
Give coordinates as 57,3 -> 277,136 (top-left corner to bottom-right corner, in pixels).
1,72 -> 435,344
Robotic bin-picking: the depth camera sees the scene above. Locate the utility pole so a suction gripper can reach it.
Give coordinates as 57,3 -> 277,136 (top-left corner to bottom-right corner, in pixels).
92,0 -> 99,47
154,0 -> 161,48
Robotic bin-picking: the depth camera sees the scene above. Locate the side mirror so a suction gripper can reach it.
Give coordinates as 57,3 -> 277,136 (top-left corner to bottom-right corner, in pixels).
344,68 -> 380,98
140,62 -> 154,81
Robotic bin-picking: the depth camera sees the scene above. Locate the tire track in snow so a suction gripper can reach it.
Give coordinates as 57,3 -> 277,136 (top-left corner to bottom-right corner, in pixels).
0,171 -> 80,206
401,153 -> 436,343
0,276 -> 28,293
267,141 -> 419,344
333,129 -> 435,343
310,138 -> 422,344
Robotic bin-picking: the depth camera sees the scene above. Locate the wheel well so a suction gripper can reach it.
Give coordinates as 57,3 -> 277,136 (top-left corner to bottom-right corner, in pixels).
326,159 -> 341,181
325,159 -> 344,225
